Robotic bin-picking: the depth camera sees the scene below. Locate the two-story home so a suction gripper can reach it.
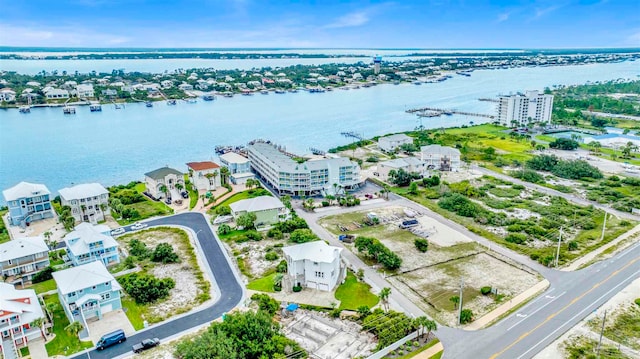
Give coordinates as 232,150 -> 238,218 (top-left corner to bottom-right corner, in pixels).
377,157 -> 427,181
378,134 -> 413,153
63,223 -> 120,267
282,241 -> 344,292
186,161 -> 221,192
144,167 -> 184,200
420,145 -> 461,171
219,152 -> 254,184
229,196 -> 289,230
0,284 -> 45,357
58,183 -> 110,223
75,84 -> 95,98
0,236 -> 50,285
52,261 -> 122,326
3,182 -> 55,226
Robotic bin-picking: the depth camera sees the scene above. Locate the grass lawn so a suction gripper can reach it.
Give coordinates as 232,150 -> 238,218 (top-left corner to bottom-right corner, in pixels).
112,183 -> 173,226
208,188 -> 272,214
121,296 -> 148,330
247,272 -> 277,293
335,271 -> 379,310
28,279 -> 57,294
0,209 -> 9,244
19,346 -> 30,357
44,295 -> 93,356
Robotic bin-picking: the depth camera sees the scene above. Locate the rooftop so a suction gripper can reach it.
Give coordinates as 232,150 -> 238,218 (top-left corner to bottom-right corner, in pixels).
230,195 -> 284,213
379,133 -> 412,142
0,283 -> 44,324
421,144 -> 461,156
145,166 -> 183,180
219,152 -> 250,164
52,261 -> 121,295
3,181 -> 50,201
282,241 -> 342,263
64,223 -> 118,256
0,236 -> 48,261
186,161 -> 221,171
59,183 -> 108,201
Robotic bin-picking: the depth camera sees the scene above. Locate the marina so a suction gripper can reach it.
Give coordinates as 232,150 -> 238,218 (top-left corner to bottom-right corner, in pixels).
406,106 -> 495,119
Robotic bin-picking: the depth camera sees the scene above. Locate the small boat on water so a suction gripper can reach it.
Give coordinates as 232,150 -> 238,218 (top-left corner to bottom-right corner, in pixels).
203,94 -> 215,101
167,99 -> 177,105
19,106 -> 30,113
260,90 -> 269,95
393,80 -> 401,85
63,106 -> 76,114
274,90 -> 286,94
241,91 -> 254,96
412,80 -> 422,85
288,89 -> 298,93
222,92 -> 234,98
89,102 -> 102,112
114,103 -> 124,109
145,101 -> 153,107
185,98 -> 197,103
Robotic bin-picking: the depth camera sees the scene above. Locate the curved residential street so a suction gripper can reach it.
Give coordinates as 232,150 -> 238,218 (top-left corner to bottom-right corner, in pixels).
69,212 -> 244,359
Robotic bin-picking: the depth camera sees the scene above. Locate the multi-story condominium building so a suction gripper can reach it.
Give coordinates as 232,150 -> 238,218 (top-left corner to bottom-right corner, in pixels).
0,236 -> 50,285
420,145 -> 462,171
2,182 -> 55,227
0,284 -> 46,357
282,241 -> 344,292
52,261 -> 122,326
63,223 -> 120,267
58,183 -> 110,223
496,90 -> 553,127
186,161 -> 221,191
144,166 -> 184,199
247,142 -> 362,196
219,152 -> 255,184
377,134 -> 413,153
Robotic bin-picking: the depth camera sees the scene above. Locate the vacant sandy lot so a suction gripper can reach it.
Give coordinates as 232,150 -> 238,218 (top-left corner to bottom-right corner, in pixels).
389,252 -> 540,326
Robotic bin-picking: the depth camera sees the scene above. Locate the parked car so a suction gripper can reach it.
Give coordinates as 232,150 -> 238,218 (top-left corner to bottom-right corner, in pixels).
181,191 -> 189,199
131,222 -> 147,230
132,338 -> 160,353
96,329 -> 126,350
165,198 -> 172,205
110,228 -> 125,236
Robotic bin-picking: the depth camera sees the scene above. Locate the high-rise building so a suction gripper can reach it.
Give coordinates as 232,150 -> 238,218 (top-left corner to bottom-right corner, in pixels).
373,56 -> 382,75
496,90 -> 553,127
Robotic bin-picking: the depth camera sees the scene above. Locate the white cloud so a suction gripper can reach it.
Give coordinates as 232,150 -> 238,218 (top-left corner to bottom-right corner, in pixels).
0,23 -> 131,46
497,12 -> 510,22
325,11 -> 370,29
533,5 -> 561,19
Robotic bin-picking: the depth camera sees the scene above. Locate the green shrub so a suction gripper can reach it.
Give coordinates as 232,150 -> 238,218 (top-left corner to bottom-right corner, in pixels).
505,233 -> 527,244
635,298 -> 640,307
276,260 -> 287,273
414,238 -> 429,252
266,228 -> 283,239
289,229 -> 318,243
265,251 -> 279,261
124,256 -> 136,269
292,286 -> 302,292
250,293 -> 279,315
150,243 -> 180,263
32,266 -> 54,283
216,205 -> 231,215
244,230 -> 262,241
568,241 -> 578,251
480,286 -> 492,295
217,223 -> 231,235
129,239 -> 151,259
119,273 -> 175,304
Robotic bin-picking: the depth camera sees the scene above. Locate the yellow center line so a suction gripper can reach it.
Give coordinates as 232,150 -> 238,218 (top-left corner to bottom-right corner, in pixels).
489,256 -> 638,359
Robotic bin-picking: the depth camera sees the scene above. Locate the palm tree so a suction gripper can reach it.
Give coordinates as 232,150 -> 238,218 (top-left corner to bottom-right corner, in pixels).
80,204 -> 87,222
273,273 -> 284,290
379,287 -> 391,312
30,317 -> 47,340
65,321 -> 84,338
159,185 -> 168,199
418,317 -> 437,340
220,167 -> 230,185
449,295 -> 460,310
325,195 -> 335,206
588,141 -> 602,153
99,203 -> 107,216
175,182 -> 184,192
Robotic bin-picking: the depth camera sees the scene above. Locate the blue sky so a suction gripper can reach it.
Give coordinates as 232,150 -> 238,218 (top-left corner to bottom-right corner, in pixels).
0,0 -> 638,48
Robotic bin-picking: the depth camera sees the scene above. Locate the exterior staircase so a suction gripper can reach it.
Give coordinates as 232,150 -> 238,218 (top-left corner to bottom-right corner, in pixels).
2,338 -> 18,359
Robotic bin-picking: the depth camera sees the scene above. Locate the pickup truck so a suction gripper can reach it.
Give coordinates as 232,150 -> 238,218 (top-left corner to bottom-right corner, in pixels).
132,338 -> 160,353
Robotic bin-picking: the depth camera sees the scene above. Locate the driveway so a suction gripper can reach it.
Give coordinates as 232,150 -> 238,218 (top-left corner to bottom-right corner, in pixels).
69,212 -> 244,359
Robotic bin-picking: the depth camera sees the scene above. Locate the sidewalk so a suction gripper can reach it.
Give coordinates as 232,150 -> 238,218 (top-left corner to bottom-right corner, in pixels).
465,279 -> 550,330
562,224 -> 640,271
413,342 -> 444,359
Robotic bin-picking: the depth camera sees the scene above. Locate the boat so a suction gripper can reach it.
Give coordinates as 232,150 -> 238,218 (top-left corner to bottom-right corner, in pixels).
412,80 -> 422,85
241,91 -> 253,96
203,94 -> 216,101
288,89 -> 298,93
63,106 -> 76,114
167,99 -> 177,105
18,106 -> 30,113
89,102 -> 102,112
145,101 -> 153,107
114,103 -> 124,109
393,80 -> 401,85
222,92 -> 234,98
260,90 -> 269,95
185,98 -> 197,103
274,90 -> 286,94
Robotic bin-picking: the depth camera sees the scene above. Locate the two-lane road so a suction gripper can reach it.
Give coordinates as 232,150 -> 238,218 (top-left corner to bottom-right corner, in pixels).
69,212 -> 244,359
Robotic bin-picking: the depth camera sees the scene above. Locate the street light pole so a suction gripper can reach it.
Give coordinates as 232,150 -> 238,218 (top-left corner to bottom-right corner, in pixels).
555,227 -> 563,268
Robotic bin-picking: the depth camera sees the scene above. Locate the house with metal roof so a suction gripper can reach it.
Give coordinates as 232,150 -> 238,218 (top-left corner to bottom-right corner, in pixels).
0,283 -> 46,356
0,236 -> 50,285
282,241 -> 344,292
229,196 -> 288,229
63,223 -> 120,267
59,183 -> 110,223
378,133 -> 413,153
420,145 -> 462,171
144,166 -> 184,199
52,261 -> 122,325
2,182 -> 54,227
377,157 -> 427,181
219,152 -> 255,185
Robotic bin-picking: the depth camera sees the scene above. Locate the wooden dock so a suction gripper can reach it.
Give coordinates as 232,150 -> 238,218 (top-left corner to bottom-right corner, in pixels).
406,106 -> 495,119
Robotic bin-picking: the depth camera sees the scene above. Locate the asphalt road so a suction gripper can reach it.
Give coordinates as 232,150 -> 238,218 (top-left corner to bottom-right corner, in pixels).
69,212 -> 244,359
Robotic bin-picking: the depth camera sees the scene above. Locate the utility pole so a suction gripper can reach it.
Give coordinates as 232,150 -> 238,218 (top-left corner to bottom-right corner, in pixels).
596,309 -> 607,358
600,211 -> 608,241
555,227 -> 563,268
458,278 -> 464,325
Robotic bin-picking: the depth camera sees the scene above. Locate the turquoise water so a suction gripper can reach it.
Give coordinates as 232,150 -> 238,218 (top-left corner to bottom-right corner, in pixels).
1,61 -> 638,201
546,131 -> 594,139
